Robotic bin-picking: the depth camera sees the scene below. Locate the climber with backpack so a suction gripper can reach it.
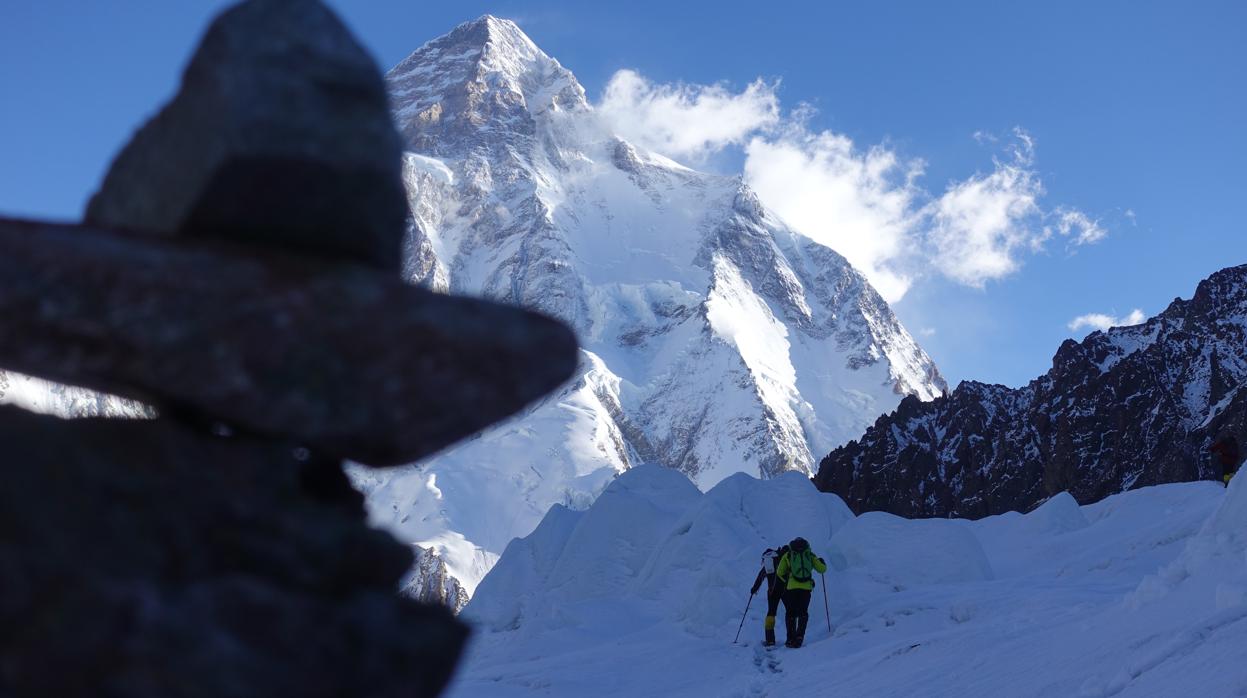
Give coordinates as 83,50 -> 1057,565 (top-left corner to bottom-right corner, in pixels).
776,537 -> 827,648
1211,434 -> 1242,486
749,544 -> 789,646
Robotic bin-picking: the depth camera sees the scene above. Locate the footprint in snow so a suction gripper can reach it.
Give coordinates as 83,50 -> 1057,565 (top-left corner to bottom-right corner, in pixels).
751,643 -> 782,674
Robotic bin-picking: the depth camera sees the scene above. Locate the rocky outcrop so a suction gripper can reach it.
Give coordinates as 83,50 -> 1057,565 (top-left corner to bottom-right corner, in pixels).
402,546 -> 472,613
1,1 -> 579,695
0,216 -> 576,466
0,406 -> 463,697
814,265 -> 1247,518
86,0 -> 407,271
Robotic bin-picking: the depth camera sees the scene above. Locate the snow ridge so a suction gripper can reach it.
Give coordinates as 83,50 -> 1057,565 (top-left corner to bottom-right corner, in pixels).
0,369 -> 151,419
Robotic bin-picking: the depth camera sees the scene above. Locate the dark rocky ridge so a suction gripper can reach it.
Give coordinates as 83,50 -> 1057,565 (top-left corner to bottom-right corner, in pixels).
815,264 -> 1247,518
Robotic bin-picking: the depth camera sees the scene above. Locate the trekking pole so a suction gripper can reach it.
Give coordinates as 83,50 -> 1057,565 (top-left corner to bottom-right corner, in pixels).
732,591 -> 755,644
820,572 -> 831,633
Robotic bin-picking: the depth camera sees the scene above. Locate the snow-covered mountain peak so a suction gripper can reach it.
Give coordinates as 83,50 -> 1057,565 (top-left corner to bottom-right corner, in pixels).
387,15 -> 587,154
357,17 -> 947,610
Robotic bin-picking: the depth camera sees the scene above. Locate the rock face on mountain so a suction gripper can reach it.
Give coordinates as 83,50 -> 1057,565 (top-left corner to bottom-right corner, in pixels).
402,546 -> 472,611
354,16 -> 946,609
814,265 -> 1247,518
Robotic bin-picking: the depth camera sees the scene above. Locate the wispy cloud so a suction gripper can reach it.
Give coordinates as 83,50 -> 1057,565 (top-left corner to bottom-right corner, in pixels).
1047,207 -> 1107,247
594,72 -> 1110,302
927,135 -> 1043,287
972,130 -> 998,145
743,124 -> 924,301
597,70 -> 779,162
1068,309 -> 1146,333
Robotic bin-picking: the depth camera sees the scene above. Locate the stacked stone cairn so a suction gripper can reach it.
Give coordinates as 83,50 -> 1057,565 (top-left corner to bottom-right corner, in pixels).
0,1 -> 579,696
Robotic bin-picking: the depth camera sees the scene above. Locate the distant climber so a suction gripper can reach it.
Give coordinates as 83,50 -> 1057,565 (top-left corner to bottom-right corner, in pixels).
776,537 -> 827,648
1211,435 -> 1242,486
750,545 -> 789,646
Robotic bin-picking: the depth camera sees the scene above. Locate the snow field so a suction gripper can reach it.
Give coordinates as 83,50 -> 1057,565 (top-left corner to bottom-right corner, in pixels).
349,353 -> 629,600
449,466 -> 1247,697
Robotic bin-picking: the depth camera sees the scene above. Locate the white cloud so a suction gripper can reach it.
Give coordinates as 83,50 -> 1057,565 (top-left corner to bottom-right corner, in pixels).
743,128 -> 923,302
924,133 -> 1109,284
597,69 -> 780,161
1047,207 -> 1107,246
927,141 -> 1043,287
594,72 -> 1110,301
745,125 -> 1078,299
1068,309 -> 1146,333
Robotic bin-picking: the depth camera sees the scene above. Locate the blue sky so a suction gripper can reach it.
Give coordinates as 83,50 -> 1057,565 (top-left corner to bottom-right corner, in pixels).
2,1 -> 1243,388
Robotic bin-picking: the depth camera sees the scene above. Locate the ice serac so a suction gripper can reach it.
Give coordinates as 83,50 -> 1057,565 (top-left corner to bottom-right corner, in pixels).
362,16 -> 945,608
815,264 -> 1247,518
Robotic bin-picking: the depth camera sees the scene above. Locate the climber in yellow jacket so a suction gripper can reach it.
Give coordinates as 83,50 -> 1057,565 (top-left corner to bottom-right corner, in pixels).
775,537 -> 827,648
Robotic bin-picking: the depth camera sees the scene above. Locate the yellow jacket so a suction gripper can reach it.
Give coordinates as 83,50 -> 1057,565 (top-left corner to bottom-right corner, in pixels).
777,548 -> 827,591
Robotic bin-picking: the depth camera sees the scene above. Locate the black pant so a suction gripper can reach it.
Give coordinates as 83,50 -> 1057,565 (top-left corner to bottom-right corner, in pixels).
766,585 -> 783,617
783,588 -> 812,643
762,585 -> 784,642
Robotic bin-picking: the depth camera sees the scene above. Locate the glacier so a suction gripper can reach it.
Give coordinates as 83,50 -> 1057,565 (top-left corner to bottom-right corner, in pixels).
449,465 -> 1247,697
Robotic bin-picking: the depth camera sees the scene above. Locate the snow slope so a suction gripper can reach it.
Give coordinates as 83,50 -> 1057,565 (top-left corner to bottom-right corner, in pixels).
449,465 -> 1247,697
355,15 -> 945,608
0,369 -> 150,419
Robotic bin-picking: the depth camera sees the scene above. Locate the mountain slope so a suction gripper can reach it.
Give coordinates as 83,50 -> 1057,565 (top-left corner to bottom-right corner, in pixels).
814,264 -> 1247,518
0,369 -> 150,418
352,16 -> 945,607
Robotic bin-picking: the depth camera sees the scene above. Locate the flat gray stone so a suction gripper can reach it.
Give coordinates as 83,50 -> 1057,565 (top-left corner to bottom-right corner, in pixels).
85,0 -> 406,271
0,216 -> 579,466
